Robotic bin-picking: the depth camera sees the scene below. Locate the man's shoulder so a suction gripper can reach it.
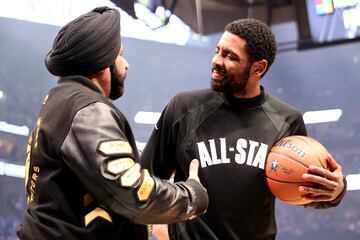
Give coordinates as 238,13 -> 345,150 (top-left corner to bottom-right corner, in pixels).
265,93 -> 302,117
264,91 -> 307,136
172,88 -> 220,104
165,89 -> 223,122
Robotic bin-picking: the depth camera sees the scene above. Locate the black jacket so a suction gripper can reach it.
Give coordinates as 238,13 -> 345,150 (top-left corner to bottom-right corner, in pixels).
17,76 -> 208,240
141,87 -> 346,240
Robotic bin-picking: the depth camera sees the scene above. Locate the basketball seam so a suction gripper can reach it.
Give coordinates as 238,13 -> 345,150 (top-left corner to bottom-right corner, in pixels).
266,175 -> 308,184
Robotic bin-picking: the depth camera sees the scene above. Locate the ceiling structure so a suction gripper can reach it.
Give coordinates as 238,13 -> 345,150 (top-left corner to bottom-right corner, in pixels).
111,0 -> 302,35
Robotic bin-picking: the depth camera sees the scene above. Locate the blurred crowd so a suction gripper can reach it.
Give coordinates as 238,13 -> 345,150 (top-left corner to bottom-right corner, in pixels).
0,191 -> 24,239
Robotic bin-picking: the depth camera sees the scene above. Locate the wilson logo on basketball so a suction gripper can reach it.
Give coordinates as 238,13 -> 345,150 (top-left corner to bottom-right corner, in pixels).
274,139 -> 306,159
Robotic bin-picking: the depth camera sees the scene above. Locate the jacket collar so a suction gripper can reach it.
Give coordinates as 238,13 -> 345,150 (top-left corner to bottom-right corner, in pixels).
58,75 -> 103,95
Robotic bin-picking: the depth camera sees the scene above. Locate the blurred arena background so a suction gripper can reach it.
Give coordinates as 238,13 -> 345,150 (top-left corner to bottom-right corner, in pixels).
0,0 -> 359,239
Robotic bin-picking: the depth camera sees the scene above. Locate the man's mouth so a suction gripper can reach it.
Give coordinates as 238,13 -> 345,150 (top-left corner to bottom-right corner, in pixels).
212,67 -> 226,80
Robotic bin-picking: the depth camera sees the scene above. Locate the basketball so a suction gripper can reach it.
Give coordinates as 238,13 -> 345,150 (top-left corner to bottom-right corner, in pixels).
265,135 -> 329,205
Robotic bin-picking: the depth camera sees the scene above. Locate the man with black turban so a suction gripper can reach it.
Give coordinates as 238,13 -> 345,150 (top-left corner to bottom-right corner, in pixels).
16,6 -> 208,240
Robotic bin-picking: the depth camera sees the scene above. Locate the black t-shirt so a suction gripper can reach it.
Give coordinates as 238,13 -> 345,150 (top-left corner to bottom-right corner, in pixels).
142,87 -> 308,240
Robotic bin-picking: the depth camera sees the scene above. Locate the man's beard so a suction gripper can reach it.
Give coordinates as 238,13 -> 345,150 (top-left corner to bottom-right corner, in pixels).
211,64 -> 250,95
109,63 -> 125,100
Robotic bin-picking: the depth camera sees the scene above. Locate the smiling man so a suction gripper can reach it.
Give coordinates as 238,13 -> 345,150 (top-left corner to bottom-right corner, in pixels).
141,18 -> 346,240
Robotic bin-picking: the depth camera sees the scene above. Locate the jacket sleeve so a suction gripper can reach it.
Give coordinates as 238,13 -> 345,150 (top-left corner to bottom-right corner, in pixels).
60,102 -> 208,224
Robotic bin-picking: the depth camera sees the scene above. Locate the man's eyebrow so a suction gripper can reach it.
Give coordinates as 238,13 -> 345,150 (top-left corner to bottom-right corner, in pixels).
223,48 -> 240,59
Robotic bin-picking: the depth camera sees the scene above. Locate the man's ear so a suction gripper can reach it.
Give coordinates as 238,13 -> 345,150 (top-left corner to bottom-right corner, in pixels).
251,60 -> 268,77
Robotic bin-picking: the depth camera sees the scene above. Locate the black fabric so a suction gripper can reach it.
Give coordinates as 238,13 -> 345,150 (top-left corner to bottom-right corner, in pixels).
17,76 -> 208,240
17,76 -> 143,240
185,179 -> 209,214
45,6 -> 121,77
140,86 -> 344,240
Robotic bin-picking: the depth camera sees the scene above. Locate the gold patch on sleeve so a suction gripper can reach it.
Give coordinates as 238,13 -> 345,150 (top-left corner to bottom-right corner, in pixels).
107,158 -> 135,175
120,163 -> 141,187
137,169 -> 155,202
98,140 -> 133,156
84,207 -> 112,226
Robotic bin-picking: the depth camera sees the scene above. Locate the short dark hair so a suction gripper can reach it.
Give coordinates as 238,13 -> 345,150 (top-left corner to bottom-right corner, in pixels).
225,18 -> 277,76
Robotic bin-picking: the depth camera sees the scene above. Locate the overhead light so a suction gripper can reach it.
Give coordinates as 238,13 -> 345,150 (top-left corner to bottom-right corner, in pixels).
0,0 -> 117,26
135,141 -> 146,151
0,121 -> 30,136
134,111 -> 161,124
346,174 -> 360,191
303,109 -> 342,124
0,90 -> 4,100
0,161 -> 25,178
0,0 -> 191,45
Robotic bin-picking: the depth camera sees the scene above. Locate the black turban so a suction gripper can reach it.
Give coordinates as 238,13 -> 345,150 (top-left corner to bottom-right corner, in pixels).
45,6 -> 121,77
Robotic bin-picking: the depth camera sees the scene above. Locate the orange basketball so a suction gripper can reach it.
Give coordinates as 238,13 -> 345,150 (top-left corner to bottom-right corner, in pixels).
265,135 -> 329,205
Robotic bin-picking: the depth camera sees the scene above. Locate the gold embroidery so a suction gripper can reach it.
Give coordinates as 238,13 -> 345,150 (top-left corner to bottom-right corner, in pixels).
24,135 -> 32,188
137,169 -> 155,202
98,140 -> 133,156
107,158 -> 135,175
84,207 -> 112,226
28,165 -> 40,204
120,163 -> 141,187
42,94 -> 49,105
34,118 -> 41,149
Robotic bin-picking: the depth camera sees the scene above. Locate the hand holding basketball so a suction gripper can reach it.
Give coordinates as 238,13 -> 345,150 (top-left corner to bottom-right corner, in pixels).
265,135 -> 344,205
300,154 -> 344,202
